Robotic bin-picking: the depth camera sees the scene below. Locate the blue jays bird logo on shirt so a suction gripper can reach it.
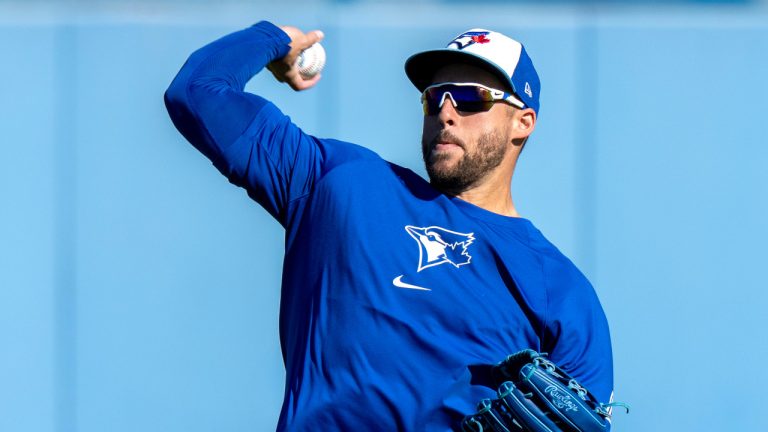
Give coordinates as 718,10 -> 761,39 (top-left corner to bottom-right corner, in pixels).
449,31 -> 492,50
405,225 -> 475,272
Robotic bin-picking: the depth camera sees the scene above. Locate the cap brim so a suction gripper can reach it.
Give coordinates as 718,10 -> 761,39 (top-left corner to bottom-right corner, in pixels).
404,49 -> 516,94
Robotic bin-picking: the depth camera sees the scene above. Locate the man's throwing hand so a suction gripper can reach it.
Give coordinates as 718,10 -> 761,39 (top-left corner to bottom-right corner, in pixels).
268,26 -> 325,91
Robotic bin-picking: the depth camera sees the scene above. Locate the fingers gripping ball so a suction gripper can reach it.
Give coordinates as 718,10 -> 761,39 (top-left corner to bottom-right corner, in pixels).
462,350 -> 629,432
296,43 -> 326,79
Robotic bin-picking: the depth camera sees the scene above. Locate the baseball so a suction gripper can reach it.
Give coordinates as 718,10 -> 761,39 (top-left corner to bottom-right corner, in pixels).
297,43 -> 326,79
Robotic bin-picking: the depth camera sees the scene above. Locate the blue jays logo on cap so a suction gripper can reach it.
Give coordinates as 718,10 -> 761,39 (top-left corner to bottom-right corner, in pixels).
405,225 -> 474,272
449,31 -> 492,50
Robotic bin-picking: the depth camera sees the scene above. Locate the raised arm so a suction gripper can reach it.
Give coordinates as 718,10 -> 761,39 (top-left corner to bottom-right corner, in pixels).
164,21 -> 324,225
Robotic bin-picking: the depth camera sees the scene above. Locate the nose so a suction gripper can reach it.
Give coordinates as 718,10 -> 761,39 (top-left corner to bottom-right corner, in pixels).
437,92 -> 458,126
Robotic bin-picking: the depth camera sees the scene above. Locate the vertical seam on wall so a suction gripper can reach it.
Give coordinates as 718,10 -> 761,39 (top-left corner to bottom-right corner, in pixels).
54,23 -> 77,432
318,7 -> 340,139
576,10 -> 598,282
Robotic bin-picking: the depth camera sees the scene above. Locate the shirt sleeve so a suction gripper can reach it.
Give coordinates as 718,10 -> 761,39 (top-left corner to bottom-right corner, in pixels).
541,259 -> 614,405
163,20 -> 324,226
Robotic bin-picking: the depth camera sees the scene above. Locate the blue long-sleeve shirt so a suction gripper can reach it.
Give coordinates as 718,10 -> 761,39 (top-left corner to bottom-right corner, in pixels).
165,20 -> 613,431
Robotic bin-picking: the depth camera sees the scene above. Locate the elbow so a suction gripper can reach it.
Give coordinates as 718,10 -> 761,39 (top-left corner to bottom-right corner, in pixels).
164,67 -> 228,123
164,74 -> 190,120
164,53 -> 206,120
163,69 -> 202,142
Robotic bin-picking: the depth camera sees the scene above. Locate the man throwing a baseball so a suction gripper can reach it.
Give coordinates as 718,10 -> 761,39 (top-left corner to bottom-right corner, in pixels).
166,21 -> 615,431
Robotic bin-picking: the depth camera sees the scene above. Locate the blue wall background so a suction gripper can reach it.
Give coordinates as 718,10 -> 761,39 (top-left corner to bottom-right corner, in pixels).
2,1 -> 767,431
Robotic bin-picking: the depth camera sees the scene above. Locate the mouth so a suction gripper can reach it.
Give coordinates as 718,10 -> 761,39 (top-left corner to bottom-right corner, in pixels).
422,131 -> 466,163
433,142 -> 462,152
430,132 -> 465,152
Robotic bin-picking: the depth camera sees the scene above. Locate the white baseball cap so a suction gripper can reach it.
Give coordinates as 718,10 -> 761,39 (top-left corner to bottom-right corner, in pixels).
405,29 -> 541,115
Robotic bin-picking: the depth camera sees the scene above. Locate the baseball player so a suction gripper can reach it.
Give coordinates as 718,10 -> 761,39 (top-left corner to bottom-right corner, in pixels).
165,20 -> 614,431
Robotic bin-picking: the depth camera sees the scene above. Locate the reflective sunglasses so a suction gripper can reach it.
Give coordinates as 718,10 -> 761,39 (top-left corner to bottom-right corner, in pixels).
421,82 -> 525,115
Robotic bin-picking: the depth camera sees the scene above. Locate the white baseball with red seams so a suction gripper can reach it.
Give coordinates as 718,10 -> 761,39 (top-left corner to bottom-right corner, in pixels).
297,43 -> 326,79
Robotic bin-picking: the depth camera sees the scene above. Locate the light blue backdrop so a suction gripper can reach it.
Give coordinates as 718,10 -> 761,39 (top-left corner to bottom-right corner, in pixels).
2,2 -> 767,431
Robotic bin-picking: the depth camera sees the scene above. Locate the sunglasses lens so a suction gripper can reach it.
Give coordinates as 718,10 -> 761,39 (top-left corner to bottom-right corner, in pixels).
422,93 -> 439,115
450,86 -> 495,112
422,85 -> 495,115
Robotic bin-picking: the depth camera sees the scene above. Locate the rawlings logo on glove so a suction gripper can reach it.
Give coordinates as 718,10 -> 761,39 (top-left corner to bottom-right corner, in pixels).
461,349 -> 628,432
545,385 -> 578,412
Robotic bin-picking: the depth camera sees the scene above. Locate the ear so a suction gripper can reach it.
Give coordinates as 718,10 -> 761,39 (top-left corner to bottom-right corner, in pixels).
509,108 -> 536,150
515,108 -> 536,138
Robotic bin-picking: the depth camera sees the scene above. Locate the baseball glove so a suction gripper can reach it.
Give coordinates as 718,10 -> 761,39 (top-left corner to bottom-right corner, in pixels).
461,349 -> 627,432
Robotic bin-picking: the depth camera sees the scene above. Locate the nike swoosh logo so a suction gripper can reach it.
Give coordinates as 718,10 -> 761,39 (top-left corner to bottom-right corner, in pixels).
392,275 -> 431,291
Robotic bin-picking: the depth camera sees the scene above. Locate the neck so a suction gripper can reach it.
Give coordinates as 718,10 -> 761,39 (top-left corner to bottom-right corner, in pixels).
439,165 -> 519,218
457,180 -> 518,218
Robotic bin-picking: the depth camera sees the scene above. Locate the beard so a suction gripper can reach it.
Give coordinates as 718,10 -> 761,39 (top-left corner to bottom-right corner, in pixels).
421,129 -> 507,193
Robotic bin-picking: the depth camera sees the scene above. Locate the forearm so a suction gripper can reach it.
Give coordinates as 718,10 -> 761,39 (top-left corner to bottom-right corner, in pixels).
164,20 -> 291,165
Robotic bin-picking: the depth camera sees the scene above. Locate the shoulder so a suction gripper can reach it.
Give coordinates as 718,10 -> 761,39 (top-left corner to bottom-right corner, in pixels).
313,138 -> 429,187
522,224 -> 597,304
521,224 -> 581,276
315,138 -> 383,172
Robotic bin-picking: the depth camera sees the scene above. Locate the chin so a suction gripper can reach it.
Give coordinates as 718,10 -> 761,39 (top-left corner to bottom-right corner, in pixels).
426,163 -> 463,189
428,152 -> 461,171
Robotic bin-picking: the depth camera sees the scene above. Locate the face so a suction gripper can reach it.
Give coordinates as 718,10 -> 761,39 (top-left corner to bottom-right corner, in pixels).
420,64 -> 520,192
